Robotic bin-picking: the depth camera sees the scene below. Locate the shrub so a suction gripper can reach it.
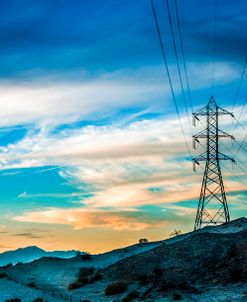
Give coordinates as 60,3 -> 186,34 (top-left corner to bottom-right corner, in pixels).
68,281 -> 83,290
68,267 -> 98,290
177,281 -> 192,291
5,299 -> 21,302
75,250 -> 82,258
3,263 -> 13,269
172,293 -> 182,300
170,230 -> 182,237
122,290 -> 140,302
229,267 -> 243,283
105,281 -> 128,296
0,272 -> 7,278
153,268 -> 163,278
80,252 -> 92,260
16,262 -> 23,266
138,273 -> 148,285
78,267 -> 95,280
227,245 -> 238,259
27,281 -> 36,288
158,279 -> 171,292
91,271 -> 103,282
139,238 -> 149,244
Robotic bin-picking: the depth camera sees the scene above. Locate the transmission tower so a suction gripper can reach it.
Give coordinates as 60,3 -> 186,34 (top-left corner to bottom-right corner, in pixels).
192,96 -> 235,230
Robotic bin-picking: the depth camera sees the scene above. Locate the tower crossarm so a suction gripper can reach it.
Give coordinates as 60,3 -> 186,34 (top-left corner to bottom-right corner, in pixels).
193,152 -> 235,163
217,152 -> 235,162
218,129 -> 235,139
193,129 -> 234,139
192,96 -> 234,126
217,106 -> 234,117
193,129 -> 234,149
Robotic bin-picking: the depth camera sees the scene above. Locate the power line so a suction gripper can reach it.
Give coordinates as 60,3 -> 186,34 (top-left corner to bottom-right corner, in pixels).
232,96 -> 247,136
224,184 -> 247,206
233,115 -> 247,132
232,57 -> 247,112
150,0 -> 193,158
211,0 -> 218,90
232,114 -> 247,158
221,161 -> 247,190
220,139 -> 247,173
174,0 -> 194,113
165,0 -> 192,132
234,136 -> 247,157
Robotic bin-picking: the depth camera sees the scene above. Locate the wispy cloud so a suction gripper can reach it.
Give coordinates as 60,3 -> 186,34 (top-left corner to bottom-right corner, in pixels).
9,106 -> 246,229
12,232 -> 44,239
14,206 -> 190,231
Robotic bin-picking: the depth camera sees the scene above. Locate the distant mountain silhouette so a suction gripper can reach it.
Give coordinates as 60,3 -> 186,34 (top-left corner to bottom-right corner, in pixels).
0,246 -> 77,266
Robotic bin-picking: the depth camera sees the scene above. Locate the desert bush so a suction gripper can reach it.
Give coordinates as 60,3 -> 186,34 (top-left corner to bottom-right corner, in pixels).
122,290 -> 140,302
229,267 -> 243,283
139,238 -> 149,244
75,250 -> 82,258
27,281 -> 36,288
138,273 -> 148,285
158,279 -> 171,292
227,244 -> 238,259
68,267 -> 98,290
5,299 -> 21,302
91,271 -> 103,282
153,267 -> 163,278
16,262 -> 23,266
78,267 -> 95,279
3,263 -> 13,269
172,292 -> 182,300
170,230 -> 182,237
68,280 -> 83,290
80,252 -> 92,260
105,281 -> 128,296
176,281 -> 192,291
0,272 -> 7,278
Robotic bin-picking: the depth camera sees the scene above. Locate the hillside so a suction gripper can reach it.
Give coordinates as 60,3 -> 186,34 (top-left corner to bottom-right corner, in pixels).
1,218 -> 247,301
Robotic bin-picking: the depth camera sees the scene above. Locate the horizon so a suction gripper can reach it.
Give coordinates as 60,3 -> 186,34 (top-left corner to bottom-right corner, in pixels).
0,0 -> 246,253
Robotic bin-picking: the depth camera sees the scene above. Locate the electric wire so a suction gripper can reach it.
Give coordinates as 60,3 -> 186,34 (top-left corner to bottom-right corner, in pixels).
232,96 -> 247,136
232,56 -> 247,112
150,0 -> 193,158
224,184 -> 247,206
234,136 -> 247,157
165,0 -> 192,134
221,161 -> 247,190
221,139 -> 247,173
211,0 -> 218,90
174,0 -> 194,114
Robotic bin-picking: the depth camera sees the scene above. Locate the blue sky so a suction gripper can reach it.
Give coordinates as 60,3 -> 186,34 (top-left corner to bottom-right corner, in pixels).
0,0 -> 246,252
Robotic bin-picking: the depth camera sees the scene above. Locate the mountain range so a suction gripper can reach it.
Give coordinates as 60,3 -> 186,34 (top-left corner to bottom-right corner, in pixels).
0,246 -> 77,266
0,218 -> 247,301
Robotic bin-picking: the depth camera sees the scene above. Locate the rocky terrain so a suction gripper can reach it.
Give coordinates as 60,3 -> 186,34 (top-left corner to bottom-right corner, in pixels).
1,218 -> 247,301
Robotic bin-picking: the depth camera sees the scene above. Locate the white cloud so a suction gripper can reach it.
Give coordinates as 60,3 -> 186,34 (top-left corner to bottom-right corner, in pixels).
0,61 -> 245,228
0,67 -> 169,128
0,60 -> 241,129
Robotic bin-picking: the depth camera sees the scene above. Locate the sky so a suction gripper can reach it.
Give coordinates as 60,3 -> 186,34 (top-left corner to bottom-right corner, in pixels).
0,0 -> 246,253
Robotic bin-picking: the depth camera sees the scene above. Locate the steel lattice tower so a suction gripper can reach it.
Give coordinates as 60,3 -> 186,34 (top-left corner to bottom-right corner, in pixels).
192,96 -> 235,230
